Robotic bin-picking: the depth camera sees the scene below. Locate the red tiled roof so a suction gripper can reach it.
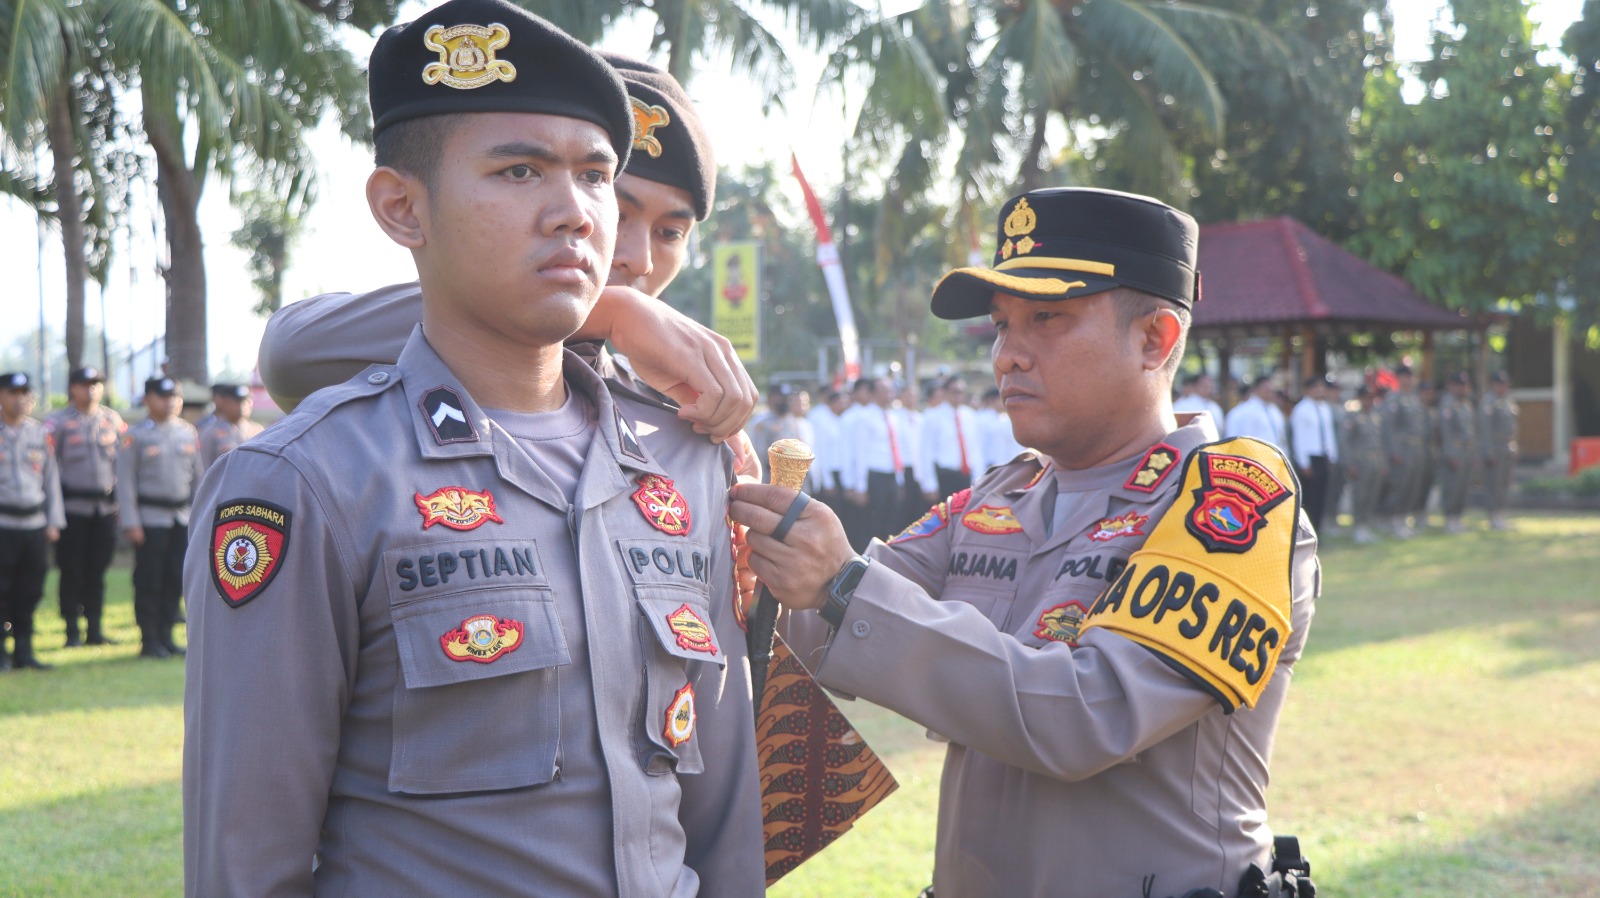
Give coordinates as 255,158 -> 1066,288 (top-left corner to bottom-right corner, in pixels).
1192,217 -> 1471,333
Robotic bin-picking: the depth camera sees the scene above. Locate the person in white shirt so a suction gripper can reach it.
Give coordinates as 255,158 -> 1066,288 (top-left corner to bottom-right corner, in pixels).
1289,374 -> 1341,532
975,386 -> 1025,468
807,387 -> 850,505
1224,375 -> 1288,449
918,376 -> 983,500
843,378 -> 921,545
1172,371 -> 1225,430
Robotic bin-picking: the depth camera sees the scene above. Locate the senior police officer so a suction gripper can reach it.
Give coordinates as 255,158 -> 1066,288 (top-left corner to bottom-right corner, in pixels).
182,3 -> 763,895
45,366 -> 126,646
118,376 -> 203,658
0,373 -> 65,670
732,188 -> 1319,898
1480,370 -> 1518,530
196,383 -> 264,469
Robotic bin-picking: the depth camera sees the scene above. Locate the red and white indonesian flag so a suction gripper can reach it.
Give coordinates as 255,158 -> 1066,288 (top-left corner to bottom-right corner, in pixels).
791,153 -> 861,382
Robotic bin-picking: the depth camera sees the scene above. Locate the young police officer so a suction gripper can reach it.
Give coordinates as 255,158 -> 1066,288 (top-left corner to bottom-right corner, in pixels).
182,2 -> 762,894
733,188 -> 1320,898
46,366 -> 125,646
0,372 -> 64,670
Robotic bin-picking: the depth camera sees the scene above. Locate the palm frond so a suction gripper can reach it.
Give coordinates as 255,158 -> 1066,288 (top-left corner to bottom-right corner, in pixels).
0,0 -> 95,144
1077,0 -> 1226,141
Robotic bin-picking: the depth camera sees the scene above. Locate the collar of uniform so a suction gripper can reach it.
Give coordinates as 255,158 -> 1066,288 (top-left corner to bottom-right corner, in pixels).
565,349 -> 670,479
397,326 -> 497,460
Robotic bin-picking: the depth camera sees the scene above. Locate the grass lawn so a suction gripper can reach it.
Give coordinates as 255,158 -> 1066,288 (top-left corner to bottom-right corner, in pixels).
3,512 -> 1598,896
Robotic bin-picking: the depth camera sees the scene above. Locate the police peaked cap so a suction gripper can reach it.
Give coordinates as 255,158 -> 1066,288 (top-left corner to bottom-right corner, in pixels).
69,366 -> 105,384
212,382 -> 251,399
932,187 -> 1201,320
603,53 -> 716,220
145,377 -> 178,396
369,0 -> 633,170
0,372 -> 31,390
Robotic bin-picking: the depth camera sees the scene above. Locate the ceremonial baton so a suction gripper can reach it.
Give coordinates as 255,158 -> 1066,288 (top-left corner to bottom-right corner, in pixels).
747,438 -> 813,724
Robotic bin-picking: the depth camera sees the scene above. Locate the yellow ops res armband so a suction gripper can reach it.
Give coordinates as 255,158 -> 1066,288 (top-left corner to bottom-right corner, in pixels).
1079,437 -> 1299,712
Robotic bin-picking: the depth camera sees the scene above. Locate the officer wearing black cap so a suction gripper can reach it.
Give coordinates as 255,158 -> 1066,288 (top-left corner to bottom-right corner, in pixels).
183,3 -> 762,895
117,376 -> 203,658
196,383 -> 263,469
1,372 -> 65,670
732,187 -> 1318,898
45,366 -> 127,646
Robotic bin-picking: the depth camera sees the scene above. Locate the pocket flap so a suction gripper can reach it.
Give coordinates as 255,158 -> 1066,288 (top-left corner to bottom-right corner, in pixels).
636,585 -> 724,666
392,589 -> 570,690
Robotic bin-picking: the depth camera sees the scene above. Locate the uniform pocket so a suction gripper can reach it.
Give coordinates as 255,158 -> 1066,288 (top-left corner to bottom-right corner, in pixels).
387,588 -> 570,794
635,584 -> 721,776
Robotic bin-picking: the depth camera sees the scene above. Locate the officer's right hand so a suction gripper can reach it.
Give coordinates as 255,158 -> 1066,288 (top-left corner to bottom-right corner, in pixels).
124,526 -> 145,548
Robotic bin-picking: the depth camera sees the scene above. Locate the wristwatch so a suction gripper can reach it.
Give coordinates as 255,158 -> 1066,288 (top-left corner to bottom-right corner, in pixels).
821,556 -> 869,629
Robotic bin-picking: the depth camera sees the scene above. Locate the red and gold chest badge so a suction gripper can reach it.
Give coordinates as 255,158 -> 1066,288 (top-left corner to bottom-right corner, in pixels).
415,486 -> 503,531
667,603 -> 717,654
1186,451 -> 1291,553
634,474 -> 692,536
664,682 -> 696,746
210,500 -> 292,608
962,504 -> 1022,535
1125,443 -> 1179,493
1088,512 -> 1148,542
441,614 -> 524,663
1035,601 -> 1088,646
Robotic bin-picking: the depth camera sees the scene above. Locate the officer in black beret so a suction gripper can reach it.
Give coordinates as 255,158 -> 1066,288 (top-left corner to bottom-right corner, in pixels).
733,187 -> 1319,897
184,2 -> 763,895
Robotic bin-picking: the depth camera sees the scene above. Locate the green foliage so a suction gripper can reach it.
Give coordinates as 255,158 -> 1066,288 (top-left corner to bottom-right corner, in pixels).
1349,0 -> 1565,316
1557,1 -> 1600,337
230,189 -> 307,317
1521,465 -> 1600,497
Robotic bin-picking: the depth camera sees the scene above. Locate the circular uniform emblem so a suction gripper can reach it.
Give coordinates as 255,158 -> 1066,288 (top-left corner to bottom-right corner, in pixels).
664,682 -> 696,747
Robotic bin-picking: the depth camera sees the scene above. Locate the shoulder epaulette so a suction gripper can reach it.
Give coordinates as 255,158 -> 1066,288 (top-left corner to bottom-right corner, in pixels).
244,364 -> 401,454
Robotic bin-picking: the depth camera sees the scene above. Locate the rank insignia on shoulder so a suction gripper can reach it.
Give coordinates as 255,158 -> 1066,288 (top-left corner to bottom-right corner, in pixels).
415,486 -> 504,531
664,682 -> 696,746
666,603 -> 717,654
421,23 -> 516,90
616,409 -> 647,462
634,474 -> 691,536
1034,601 -> 1087,645
420,386 -> 476,444
1089,512 -> 1148,542
1125,442 -> 1180,493
961,504 -> 1022,535
441,614 -> 524,663
210,500 -> 292,608
1187,450 -> 1291,553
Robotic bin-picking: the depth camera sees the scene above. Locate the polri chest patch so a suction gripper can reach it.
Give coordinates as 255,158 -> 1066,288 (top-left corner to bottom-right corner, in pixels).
415,486 -> 503,531
211,500 -> 292,608
633,474 -> 691,536
1089,512 -> 1148,542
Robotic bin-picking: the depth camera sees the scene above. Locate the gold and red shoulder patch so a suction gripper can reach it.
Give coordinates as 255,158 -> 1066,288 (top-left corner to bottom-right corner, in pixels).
441,614 -> 524,663
962,504 -> 1022,535
210,500 -> 292,608
664,681 -> 696,746
891,488 -> 970,543
1187,451 -> 1291,553
666,603 -> 717,654
414,486 -> 503,531
634,474 -> 691,536
1125,442 -> 1180,493
1088,511 -> 1148,542
1034,601 -> 1088,645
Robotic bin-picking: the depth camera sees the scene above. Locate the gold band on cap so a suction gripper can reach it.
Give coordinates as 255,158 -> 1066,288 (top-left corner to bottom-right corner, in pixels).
994,257 -> 1116,276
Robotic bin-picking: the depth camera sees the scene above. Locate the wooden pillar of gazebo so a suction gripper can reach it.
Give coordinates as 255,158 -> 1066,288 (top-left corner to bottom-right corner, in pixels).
1301,326 -> 1318,381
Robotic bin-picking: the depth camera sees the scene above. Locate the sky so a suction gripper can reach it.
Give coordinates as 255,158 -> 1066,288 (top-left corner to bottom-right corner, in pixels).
0,0 -> 1587,397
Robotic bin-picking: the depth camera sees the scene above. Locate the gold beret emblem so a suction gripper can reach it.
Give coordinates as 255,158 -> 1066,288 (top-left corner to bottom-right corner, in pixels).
630,97 -> 671,158
422,23 -> 517,90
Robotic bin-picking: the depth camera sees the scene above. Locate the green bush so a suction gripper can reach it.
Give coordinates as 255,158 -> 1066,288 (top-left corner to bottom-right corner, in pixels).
1523,465 -> 1600,497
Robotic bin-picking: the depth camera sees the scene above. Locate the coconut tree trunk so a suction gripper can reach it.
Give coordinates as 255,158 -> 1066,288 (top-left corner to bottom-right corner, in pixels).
1018,106 -> 1050,191
45,78 -> 89,370
145,107 -> 208,383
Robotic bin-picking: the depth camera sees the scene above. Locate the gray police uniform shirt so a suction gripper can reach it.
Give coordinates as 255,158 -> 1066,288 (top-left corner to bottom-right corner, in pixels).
114,417 -> 203,529
790,419 -> 1318,898
45,405 -> 125,516
0,416 -> 66,531
183,329 -> 763,898
197,412 -> 265,469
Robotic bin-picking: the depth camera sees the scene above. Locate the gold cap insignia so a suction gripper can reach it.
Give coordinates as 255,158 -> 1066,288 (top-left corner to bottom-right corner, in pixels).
422,23 -> 517,90
1002,197 -> 1039,257
630,97 -> 671,158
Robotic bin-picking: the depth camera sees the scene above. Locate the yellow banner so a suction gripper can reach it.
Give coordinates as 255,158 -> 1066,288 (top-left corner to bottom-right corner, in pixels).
712,242 -> 760,362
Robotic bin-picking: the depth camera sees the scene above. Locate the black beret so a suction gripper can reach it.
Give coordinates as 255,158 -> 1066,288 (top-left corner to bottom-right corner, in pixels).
932,187 -> 1201,320
145,377 -> 178,397
69,366 -> 105,384
369,0 -> 633,169
1,372 -> 31,391
212,383 -> 251,399
602,54 -> 715,220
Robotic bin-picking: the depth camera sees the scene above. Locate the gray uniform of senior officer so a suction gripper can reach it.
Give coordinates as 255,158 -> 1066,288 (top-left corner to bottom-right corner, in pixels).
732,188 -> 1320,898
181,2 -> 762,895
